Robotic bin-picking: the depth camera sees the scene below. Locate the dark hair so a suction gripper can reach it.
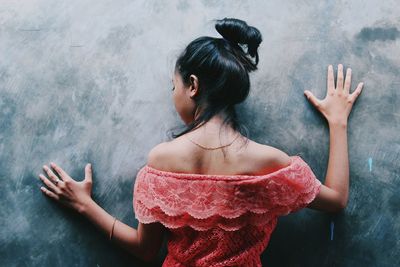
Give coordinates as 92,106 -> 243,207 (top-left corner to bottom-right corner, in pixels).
168,17 -> 262,147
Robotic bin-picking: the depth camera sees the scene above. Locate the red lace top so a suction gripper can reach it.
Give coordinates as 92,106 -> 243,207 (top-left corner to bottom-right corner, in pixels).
133,155 -> 322,267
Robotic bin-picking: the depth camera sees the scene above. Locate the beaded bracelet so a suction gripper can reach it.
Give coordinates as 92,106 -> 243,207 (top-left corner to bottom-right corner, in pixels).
109,217 -> 117,241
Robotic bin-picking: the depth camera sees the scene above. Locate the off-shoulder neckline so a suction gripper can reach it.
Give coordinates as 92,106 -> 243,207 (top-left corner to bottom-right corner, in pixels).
140,155 -> 302,181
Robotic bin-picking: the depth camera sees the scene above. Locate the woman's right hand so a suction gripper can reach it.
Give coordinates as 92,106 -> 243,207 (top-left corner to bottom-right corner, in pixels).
304,64 -> 364,126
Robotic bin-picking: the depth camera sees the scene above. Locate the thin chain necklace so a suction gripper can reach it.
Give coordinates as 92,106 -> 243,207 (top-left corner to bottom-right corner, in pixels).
184,133 -> 240,150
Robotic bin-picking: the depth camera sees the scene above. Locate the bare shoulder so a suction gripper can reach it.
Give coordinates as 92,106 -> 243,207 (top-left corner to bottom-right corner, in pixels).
245,139 -> 291,173
147,142 -> 173,170
146,137 -> 292,175
147,140 -> 187,171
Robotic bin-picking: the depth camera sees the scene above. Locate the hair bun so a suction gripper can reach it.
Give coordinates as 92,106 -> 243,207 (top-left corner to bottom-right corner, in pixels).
215,18 -> 262,63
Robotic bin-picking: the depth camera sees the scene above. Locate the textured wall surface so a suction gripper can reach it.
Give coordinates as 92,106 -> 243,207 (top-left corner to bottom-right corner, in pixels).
0,1 -> 399,266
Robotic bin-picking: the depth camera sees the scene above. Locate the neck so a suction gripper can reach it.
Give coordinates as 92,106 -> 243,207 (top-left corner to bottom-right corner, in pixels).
192,113 -> 236,136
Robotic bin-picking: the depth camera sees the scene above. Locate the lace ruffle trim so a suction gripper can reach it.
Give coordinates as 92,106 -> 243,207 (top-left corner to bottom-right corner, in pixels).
133,156 -> 322,231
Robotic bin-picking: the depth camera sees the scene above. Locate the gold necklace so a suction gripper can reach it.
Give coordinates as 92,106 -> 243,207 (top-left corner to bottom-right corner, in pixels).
185,133 -> 240,150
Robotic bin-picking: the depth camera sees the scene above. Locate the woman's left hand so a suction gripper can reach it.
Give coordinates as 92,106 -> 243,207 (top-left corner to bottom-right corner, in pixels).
38,162 -> 93,213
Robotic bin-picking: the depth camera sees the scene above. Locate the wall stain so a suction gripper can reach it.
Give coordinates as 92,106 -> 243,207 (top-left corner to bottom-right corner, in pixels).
356,26 -> 400,42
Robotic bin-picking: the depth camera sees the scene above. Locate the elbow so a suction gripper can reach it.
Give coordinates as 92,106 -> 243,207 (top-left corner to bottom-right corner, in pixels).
330,198 -> 348,213
140,250 -> 158,263
338,194 -> 349,210
338,198 -> 348,211
329,190 -> 348,213
127,246 -> 157,264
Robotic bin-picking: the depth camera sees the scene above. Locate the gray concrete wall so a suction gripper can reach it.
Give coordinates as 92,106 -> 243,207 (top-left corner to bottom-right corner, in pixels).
0,1 -> 399,266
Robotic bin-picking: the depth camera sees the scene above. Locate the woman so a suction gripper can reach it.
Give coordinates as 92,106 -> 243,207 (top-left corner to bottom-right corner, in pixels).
38,18 -> 364,266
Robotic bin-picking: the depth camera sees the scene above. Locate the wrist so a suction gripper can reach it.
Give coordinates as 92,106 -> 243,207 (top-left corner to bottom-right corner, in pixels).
78,198 -> 96,215
328,120 -> 348,129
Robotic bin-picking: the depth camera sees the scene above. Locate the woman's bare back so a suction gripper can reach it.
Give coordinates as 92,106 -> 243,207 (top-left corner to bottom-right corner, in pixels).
147,130 -> 291,177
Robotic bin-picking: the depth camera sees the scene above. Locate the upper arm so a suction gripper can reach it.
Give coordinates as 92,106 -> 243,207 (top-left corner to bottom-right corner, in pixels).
258,145 -> 346,213
137,222 -> 166,262
136,143 -> 170,262
307,184 -> 346,213
262,146 -> 347,213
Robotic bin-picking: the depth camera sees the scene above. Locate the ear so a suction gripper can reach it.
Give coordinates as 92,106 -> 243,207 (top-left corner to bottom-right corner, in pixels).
188,75 -> 199,98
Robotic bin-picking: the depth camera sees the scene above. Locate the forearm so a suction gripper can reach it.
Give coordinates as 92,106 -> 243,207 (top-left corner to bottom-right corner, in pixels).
79,199 -> 146,260
325,121 -> 349,207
